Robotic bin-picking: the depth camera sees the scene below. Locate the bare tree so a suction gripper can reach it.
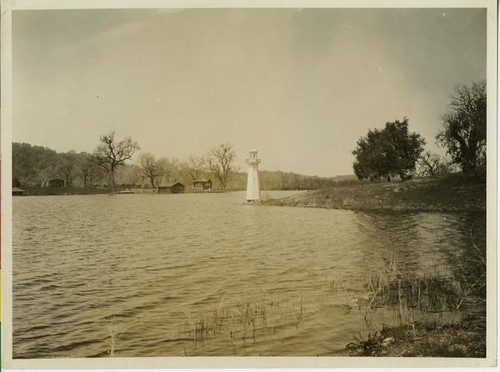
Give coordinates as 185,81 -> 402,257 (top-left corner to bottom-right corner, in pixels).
94,131 -> 140,188
79,153 -> 105,188
157,157 -> 180,184
57,151 -> 78,187
116,164 -> 143,188
417,151 -> 442,177
139,152 -> 164,189
184,155 -> 206,181
436,81 -> 486,174
206,143 -> 237,190
416,152 -> 455,177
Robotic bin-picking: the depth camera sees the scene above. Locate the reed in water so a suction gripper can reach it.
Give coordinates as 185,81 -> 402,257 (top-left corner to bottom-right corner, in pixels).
348,220 -> 486,357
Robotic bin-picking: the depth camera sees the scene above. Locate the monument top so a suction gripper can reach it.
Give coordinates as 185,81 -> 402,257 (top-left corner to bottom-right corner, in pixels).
246,149 -> 261,163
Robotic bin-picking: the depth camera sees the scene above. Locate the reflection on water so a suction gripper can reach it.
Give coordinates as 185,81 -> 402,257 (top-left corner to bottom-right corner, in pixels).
12,192 -> 484,357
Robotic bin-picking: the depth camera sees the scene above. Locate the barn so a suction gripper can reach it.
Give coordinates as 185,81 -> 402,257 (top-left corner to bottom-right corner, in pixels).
42,178 -> 66,187
193,179 -> 212,191
158,182 -> 185,194
12,187 -> 26,196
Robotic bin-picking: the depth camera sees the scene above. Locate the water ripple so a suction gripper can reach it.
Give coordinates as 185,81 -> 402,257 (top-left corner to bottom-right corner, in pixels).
13,192 -> 479,357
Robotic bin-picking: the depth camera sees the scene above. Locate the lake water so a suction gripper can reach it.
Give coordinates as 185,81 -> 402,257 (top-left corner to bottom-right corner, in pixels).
12,191 -> 484,358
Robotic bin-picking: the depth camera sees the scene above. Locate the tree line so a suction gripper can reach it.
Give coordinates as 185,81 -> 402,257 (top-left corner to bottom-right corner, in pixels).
352,81 -> 486,181
13,136 -> 344,191
16,81 -> 483,189
13,136 -> 237,190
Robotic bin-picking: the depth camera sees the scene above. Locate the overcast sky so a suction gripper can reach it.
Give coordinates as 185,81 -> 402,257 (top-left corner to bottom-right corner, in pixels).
13,8 -> 486,177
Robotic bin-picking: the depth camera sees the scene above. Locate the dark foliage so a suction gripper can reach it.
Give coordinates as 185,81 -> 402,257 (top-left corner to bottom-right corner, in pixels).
347,331 -> 390,356
352,118 -> 425,181
12,142 -> 104,188
436,81 -> 486,175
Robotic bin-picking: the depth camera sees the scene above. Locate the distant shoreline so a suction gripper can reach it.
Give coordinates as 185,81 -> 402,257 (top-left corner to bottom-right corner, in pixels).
261,173 -> 486,213
12,187 -> 228,196
13,174 -> 487,214
12,187 -> 296,196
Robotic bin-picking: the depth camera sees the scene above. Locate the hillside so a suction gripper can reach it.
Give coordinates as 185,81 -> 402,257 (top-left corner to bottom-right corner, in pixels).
262,173 -> 486,212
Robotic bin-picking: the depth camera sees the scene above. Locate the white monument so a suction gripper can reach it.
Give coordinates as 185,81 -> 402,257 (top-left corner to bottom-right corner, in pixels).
246,149 -> 261,201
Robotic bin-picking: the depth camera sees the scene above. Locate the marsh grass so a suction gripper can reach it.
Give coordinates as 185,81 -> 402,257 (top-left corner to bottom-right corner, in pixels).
349,263 -> 486,357
103,317 -> 133,357
351,220 -> 487,357
320,276 -> 340,296
178,295 -> 305,351
367,269 -> 463,322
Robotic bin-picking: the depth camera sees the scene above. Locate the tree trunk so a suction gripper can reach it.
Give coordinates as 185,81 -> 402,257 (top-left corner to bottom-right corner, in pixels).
110,167 -> 116,189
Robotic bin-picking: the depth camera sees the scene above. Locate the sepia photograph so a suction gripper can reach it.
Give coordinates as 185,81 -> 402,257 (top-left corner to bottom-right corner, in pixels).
1,0 -> 497,369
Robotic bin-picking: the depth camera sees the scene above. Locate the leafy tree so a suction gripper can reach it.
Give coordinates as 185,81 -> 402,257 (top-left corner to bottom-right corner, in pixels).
12,142 -> 59,186
436,81 -> 486,174
206,143 -> 237,190
94,131 -> 140,188
353,129 -> 388,181
352,118 -> 425,181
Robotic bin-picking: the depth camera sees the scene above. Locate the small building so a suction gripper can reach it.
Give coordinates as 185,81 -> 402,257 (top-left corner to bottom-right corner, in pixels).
12,187 -> 25,196
42,178 -> 66,188
193,179 -> 212,191
158,182 -> 185,194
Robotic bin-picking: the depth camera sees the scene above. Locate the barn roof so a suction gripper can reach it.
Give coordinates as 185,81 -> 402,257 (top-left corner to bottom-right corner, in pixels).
158,182 -> 185,188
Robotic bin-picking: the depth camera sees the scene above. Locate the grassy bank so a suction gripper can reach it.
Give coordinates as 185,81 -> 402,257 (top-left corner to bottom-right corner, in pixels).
348,281 -> 486,358
347,214 -> 486,358
262,173 -> 486,212
347,320 -> 486,357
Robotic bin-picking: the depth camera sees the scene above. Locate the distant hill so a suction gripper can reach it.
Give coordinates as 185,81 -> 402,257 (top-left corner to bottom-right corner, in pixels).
331,174 -> 357,181
13,141 -> 346,191
227,170 -> 352,191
